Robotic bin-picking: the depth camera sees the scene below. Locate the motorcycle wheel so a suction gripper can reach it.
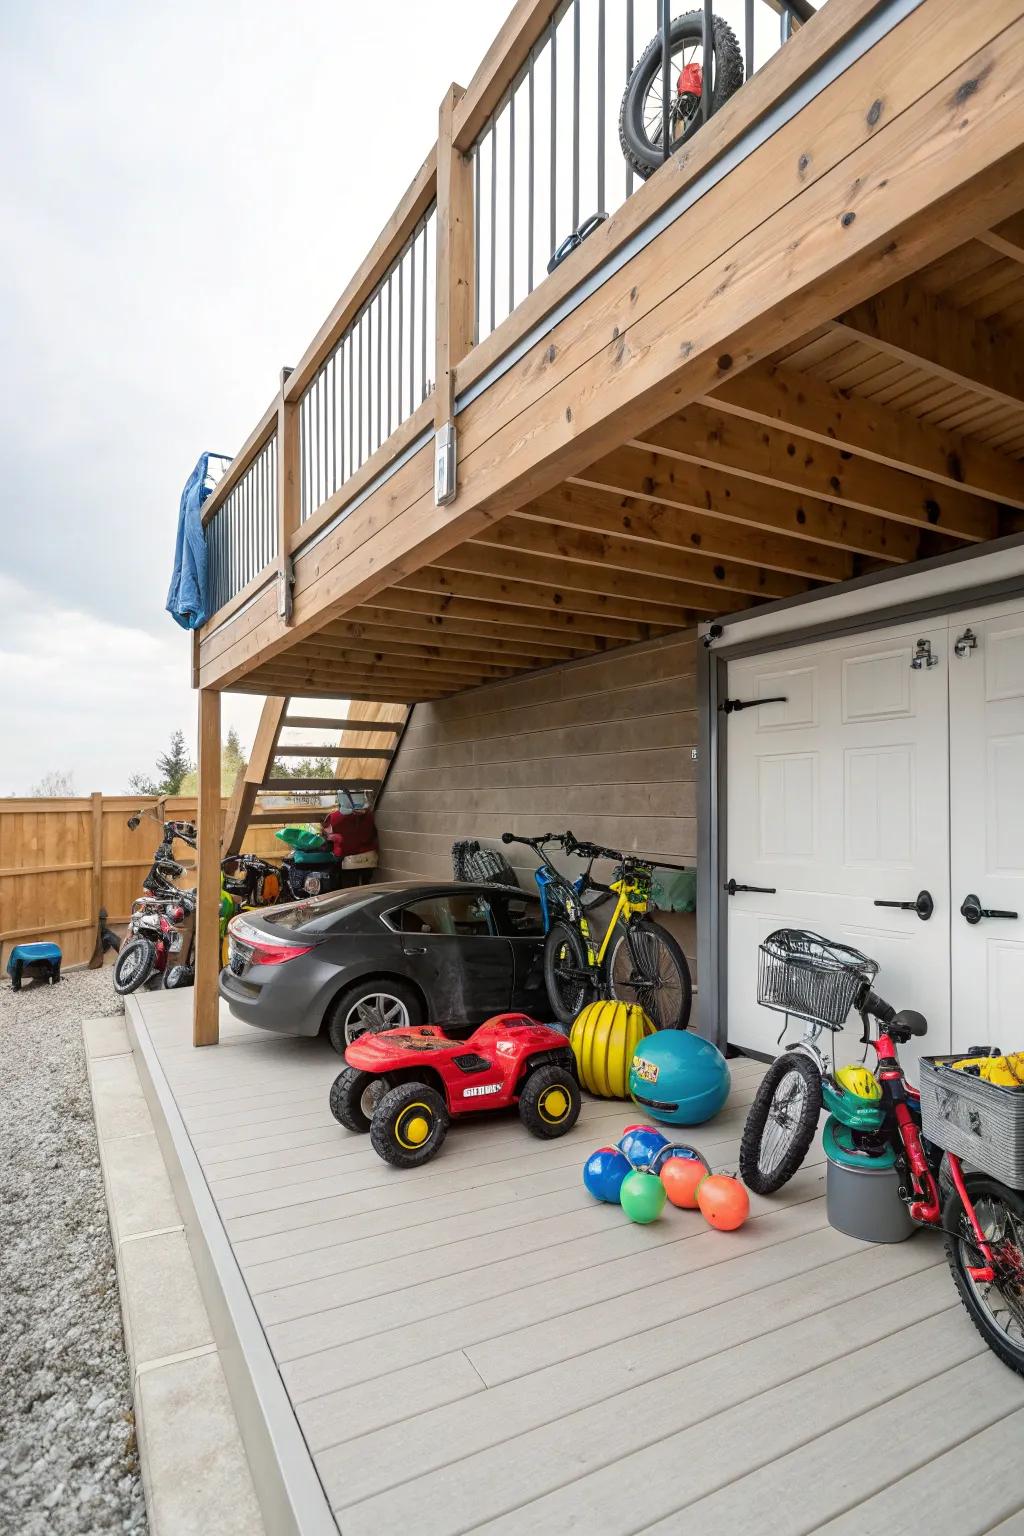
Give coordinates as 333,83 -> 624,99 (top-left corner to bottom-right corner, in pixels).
619,12 -> 744,182
113,936 -> 157,995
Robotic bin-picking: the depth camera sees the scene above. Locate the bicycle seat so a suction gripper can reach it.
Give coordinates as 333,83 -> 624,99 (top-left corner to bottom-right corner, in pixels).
889,1009 -> 927,1040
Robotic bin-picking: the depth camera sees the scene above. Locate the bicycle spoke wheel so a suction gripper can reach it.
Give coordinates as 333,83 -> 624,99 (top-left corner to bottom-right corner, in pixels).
543,922 -> 595,1025
608,919 -> 692,1030
739,1053 -> 823,1195
945,1176 -> 1024,1376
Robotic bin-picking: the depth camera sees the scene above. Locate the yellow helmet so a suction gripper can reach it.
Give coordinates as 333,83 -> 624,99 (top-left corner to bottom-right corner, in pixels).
835,1064 -> 882,1101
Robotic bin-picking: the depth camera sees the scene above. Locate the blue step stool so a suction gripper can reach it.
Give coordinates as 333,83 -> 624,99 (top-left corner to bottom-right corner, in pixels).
7,942 -> 62,991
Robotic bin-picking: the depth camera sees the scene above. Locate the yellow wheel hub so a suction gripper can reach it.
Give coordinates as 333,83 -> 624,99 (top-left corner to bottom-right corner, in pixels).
540,1087 -> 569,1122
396,1106 -> 432,1148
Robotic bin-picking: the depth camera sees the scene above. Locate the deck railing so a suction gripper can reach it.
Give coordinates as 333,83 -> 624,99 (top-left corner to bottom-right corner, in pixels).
199,0 -> 815,630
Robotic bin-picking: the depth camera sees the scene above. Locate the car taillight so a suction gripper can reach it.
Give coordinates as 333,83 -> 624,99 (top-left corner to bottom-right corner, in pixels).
247,940 -> 313,966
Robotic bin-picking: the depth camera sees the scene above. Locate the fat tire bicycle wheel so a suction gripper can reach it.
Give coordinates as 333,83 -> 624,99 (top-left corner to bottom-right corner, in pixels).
619,11 -> 744,181
608,919 -> 692,1030
944,1174 -> 1024,1378
739,1051 -> 822,1195
544,921 -> 596,1025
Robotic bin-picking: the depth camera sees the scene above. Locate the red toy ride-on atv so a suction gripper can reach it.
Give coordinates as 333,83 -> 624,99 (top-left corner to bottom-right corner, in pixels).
330,1013 -> 582,1167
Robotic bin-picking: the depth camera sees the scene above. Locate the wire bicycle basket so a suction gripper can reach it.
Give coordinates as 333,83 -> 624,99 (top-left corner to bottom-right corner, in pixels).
757,930 -> 878,1030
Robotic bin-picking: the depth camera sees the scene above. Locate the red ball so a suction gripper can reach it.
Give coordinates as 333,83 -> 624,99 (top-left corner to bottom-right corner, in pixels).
696,1174 -> 750,1231
660,1156 -> 707,1209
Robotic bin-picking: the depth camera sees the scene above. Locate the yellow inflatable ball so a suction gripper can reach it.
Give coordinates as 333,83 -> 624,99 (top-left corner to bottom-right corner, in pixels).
570,999 -> 656,1098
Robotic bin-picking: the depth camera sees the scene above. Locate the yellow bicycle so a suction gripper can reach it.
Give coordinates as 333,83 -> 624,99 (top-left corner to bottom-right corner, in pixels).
501,831 -> 693,1030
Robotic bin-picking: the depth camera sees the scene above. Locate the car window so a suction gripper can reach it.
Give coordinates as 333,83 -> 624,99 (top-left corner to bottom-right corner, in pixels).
391,895 -> 497,937
491,892 -> 546,937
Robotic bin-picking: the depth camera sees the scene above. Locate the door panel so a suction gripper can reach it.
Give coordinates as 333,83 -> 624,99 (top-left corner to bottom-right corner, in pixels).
393,893 -> 513,1024
949,605 -> 1024,1052
726,621 -> 951,1069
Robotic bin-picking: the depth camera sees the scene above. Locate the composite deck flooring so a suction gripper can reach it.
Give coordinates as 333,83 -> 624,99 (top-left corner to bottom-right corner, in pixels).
135,990 -> 1024,1535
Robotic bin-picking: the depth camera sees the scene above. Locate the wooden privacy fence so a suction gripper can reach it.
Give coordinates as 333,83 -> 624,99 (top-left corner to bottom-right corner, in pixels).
0,795 -> 284,971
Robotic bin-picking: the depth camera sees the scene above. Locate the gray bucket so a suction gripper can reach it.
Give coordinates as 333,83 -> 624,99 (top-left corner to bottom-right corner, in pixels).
826,1155 -> 916,1244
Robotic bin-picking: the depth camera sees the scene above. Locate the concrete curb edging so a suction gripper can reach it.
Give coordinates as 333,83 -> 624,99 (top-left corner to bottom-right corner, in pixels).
84,1014 -> 265,1536
123,996 -> 339,1536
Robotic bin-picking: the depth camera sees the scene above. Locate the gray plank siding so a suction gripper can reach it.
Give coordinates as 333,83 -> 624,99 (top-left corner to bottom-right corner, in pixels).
134,993 -> 1024,1536
374,629 -> 699,965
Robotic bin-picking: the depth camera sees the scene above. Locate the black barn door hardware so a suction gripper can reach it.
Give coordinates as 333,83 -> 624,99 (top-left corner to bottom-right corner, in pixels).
724,879 -> 777,895
910,638 -> 938,670
960,894 -> 1019,925
953,627 -> 978,658
873,890 -> 934,921
719,696 -> 787,714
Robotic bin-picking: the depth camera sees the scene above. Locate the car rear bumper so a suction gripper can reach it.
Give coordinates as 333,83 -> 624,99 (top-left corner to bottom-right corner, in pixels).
218,965 -> 323,1037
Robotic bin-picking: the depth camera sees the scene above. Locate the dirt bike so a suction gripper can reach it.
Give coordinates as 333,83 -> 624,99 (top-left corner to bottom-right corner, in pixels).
619,10 -> 744,181
740,929 -> 1024,1377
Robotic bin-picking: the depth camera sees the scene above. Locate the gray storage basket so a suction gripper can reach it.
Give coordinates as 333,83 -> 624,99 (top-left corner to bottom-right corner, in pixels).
919,1056 -> 1024,1191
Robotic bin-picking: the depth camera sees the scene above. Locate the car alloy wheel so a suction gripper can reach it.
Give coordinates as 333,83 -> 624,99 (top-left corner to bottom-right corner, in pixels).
344,991 -> 411,1046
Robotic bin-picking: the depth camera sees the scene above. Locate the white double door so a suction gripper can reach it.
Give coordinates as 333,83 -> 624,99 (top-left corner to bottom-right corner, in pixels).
726,602 -> 1024,1067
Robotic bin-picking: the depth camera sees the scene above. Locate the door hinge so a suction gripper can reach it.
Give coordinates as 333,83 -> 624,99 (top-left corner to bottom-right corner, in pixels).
910,638 -> 938,670
953,627 -> 978,658
719,695 -> 787,714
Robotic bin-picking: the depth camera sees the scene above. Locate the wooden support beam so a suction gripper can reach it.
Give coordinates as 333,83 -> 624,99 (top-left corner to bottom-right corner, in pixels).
570,441 -> 927,562
435,84 -> 475,427
834,279 -> 1024,414
401,561 -> 705,629
258,652 -> 524,688
378,583 -> 669,644
979,212 -> 1024,265
194,689 -> 221,1048
471,518 -> 817,600
287,623 -> 560,669
709,359 -> 1024,512
342,604 -> 588,656
222,695 -> 287,856
633,400 -> 998,542
521,484 -> 858,581
258,776 -> 384,794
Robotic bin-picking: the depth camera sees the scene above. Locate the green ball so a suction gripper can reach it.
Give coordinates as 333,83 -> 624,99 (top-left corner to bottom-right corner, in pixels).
619,1169 -> 667,1224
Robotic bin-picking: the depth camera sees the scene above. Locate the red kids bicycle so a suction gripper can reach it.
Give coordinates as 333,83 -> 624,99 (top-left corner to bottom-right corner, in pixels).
739,931 -> 1024,1377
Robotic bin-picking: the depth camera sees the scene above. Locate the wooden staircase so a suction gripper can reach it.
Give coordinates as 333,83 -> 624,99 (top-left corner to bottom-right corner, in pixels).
222,697 -> 408,854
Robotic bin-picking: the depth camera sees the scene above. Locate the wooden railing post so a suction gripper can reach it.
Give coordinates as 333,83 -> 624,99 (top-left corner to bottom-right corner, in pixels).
277,365 -> 299,623
194,688 -> 222,1047
435,83 -> 475,502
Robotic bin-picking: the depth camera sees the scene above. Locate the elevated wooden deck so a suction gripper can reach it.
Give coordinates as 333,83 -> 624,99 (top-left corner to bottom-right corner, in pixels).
131,986 -> 1024,1534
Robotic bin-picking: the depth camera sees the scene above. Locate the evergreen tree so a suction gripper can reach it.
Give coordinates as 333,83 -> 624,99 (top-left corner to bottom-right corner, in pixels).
128,729 -> 194,796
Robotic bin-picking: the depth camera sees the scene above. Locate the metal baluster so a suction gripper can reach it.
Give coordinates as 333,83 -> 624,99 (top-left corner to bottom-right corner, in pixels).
660,0 -> 671,162
397,260 -> 404,425
572,0 -> 580,228
365,304 -> 372,454
702,0 -> 713,122
489,118 -> 497,337
376,290 -> 382,454
408,231 -> 416,413
357,315 -> 363,469
597,0 -> 605,216
420,218 -> 428,398
626,0 -> 634,198
527,51 -> 535,294
347,330 -> 354,478
474,148 -> 481,342
508,90 -> 516,319
549,19 -> 557,256
744,0 -> 754,77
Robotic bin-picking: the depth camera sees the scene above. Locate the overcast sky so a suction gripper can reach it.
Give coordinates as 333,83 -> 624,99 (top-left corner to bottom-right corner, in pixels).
0,0 -> 501,795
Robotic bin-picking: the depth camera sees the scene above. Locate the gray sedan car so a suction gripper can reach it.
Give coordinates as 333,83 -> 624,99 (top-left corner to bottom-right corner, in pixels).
219,880 -> 550,1054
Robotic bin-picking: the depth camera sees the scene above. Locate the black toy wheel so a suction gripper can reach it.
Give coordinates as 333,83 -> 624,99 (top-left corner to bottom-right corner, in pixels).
944,1174 -> 1024,1377
329,1068 -> 384,1134
370,1082 -> 449,1167
739,1051 -> 822,1195
518,1065 -> 581,1139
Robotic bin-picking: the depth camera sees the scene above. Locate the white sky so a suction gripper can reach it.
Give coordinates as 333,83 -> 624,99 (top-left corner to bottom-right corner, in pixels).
0,0 -> 802,795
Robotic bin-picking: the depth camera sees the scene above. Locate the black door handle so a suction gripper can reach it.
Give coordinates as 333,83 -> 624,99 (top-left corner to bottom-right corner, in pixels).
404,944 -> 428,954
724,879 -> 777,895
873,890 -> 934,921
960,894 -> 1019,925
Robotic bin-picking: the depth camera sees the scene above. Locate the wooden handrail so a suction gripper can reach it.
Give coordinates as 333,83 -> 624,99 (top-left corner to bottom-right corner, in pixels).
283,144 -> 438,406
452,0 -> 558,152
200,397 -> 278,526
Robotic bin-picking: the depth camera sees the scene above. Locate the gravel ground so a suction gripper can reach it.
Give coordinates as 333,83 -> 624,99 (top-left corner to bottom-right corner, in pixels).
0,968 -> 147,1536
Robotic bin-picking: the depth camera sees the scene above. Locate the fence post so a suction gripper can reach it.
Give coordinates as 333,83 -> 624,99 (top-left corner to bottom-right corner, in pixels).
435,83 -> 475,494
194,689 -> 222,1047
89,792 -> 104,967
277,365 -> 299,623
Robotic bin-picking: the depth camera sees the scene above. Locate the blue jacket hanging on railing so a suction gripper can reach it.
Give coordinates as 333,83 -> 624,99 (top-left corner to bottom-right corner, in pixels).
166,452 -> 218,630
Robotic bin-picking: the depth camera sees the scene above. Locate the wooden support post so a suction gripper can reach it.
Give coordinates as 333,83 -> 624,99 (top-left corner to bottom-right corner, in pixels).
194,688 -> 222,1047
222,695 -> 288,855
277,365 -> 299,622
435,83 -> 475,433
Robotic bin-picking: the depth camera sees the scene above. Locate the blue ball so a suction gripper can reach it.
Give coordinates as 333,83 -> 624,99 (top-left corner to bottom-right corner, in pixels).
583,1146 -> 631,1203
629,1031 -> 731,1125
617,1124 -> 670,1168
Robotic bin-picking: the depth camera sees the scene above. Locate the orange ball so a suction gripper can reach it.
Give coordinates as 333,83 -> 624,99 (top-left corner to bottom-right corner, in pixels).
660,1156 -> 707,1209
696,1174 -> 750,1231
